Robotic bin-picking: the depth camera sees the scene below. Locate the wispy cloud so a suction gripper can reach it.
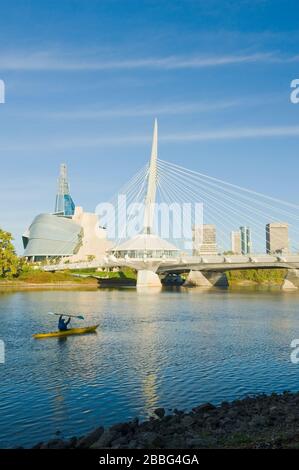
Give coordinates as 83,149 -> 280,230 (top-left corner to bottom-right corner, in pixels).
162,125 -> 299,142
16,99 -> 243,119
1,124 -> 299,151
0,50 -> 284,71
11,94 -> 282,120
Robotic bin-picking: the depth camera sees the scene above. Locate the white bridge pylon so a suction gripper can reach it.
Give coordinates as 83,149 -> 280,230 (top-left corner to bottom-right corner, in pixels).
101,119 -> 299,290
143,118 -> 158,235
107,119 -> 180,288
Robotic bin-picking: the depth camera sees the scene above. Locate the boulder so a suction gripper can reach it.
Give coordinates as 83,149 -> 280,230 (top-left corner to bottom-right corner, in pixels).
154,408 -> 165,419
193,403 -> 216,414
77,426 -> 104,448
91,429 -> 119,449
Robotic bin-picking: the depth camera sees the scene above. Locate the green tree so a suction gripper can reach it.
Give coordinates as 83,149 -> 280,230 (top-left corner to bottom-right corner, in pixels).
0,229 -> 19,278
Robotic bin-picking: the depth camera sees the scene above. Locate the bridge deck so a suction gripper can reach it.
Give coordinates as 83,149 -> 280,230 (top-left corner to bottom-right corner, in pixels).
43,254 -> 299,273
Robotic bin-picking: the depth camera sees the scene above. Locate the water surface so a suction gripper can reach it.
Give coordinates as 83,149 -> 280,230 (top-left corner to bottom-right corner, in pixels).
0,287 -> 299,448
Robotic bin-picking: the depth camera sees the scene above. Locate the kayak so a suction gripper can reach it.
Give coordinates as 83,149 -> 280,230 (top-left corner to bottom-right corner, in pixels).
33,325 -> 99,339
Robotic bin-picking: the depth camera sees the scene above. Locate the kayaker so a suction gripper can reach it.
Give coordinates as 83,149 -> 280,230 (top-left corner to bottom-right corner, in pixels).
58,315 -> 71,332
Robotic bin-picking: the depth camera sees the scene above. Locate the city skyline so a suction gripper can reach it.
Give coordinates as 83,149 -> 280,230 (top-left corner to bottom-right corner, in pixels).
22,160 -> 299,259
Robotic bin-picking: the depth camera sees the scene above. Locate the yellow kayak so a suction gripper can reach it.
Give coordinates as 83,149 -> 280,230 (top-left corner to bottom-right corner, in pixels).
33,325 -> 99,339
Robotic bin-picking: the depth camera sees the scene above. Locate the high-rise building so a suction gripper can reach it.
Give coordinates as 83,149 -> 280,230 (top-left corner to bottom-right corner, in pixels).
192,224 -> 218,255
240,226 -> 251,255
54,163 -> 75,216
231,230 -> 242,254
266,222 -> 289,254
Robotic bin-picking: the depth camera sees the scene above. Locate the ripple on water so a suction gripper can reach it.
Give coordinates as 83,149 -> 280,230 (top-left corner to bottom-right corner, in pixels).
1,288 -> 299,447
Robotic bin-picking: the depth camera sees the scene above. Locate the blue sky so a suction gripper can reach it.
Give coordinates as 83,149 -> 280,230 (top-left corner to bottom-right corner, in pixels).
1,0 -> 299,252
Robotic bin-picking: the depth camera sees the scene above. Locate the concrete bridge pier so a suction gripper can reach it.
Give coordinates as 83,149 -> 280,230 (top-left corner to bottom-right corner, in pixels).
282,269 -> 299,290
137,269 -> 162,288
184,270 -> 212,287
184,270 -> 229,288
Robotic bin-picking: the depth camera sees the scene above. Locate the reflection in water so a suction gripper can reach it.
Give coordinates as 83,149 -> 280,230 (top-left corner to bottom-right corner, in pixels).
1,288 -> 299,447
137,286 -> 162,295
142,373 -> 159,410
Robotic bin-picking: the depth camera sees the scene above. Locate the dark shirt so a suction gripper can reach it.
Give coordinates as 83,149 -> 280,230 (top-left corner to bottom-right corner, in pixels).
58,315 -> 71,331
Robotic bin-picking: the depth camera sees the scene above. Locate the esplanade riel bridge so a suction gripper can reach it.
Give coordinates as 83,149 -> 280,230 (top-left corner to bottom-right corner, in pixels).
45,120 -> 299,290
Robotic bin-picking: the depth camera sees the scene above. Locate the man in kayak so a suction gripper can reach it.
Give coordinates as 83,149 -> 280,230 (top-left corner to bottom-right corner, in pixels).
58,315 -> 71,332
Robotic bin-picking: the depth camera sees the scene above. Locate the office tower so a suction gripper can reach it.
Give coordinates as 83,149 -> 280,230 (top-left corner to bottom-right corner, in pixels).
240,226 -> 251,255
266,222 -> 289,254
231,230 -> 242,254
192,224 -> 218,255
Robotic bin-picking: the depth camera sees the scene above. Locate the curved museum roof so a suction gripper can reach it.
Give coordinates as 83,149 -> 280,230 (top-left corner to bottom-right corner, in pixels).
23,213 -> 83,257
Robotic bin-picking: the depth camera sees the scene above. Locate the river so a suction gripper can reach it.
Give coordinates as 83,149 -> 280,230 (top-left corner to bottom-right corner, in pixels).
0,287 -> 299,448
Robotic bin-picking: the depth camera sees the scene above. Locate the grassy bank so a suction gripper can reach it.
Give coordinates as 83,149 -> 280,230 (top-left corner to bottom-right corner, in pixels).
226,269 -> 287,287
70,267 -> 137,280
0,267 -> 137,290
0,270 -> 98,289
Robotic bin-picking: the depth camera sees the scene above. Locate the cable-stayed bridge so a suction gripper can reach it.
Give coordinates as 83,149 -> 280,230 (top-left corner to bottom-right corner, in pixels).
45,120 -> 299,290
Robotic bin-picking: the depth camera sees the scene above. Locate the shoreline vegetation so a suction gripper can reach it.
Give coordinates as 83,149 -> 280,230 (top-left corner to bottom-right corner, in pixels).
0,267 -> 288,291
31,391 -> 299,449
0,268 -> 137,290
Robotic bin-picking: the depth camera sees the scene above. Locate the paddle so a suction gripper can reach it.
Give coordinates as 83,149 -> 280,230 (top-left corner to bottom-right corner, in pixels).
48,312 -> 85,320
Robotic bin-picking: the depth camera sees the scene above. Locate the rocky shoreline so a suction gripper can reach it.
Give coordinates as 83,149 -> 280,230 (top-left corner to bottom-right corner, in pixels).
31,391 -> 299,449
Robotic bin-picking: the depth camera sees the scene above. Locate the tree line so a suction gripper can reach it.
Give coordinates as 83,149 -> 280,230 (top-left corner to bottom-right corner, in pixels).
0,228 -> 22,278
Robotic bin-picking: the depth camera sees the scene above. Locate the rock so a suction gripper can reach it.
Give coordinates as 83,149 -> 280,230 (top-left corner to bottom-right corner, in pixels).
31,391 -> 299,450
110,422 -> 132,435
77,426 -> 104,448
221,417 -> 233,426
221,401 -> 230,408
154,408 -> 165,419
165,434 -> 186,449
131,418 -> 139,428
138,432 -> 162,448
32,442 -> 43,449
69,436 -> 78,448
111,435 -> 131,448
174,409 -> 184,416
46,439 -> 67,449
181,415 -> 195,427
91,429 -> 119,449
186,437 -> 207,448
39,444 -> 49,450
193,403 -> 216,414
249,415 -> 267,429
127,439 -> 138,449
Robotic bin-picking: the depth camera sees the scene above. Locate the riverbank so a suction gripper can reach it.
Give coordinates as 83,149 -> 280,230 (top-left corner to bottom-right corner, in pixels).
0,268 -> 137,290
0,271 -> 98,291
0,268 -> 288,291
31,391 -> 299,449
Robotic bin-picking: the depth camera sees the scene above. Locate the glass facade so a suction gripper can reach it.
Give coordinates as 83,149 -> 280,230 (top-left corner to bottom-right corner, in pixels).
240,226 -> 251,255
54,164 -> 75,216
